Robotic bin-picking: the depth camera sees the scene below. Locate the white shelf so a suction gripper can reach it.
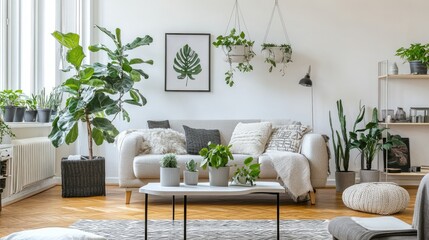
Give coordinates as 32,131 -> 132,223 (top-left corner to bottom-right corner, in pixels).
5,122 -> 51,129
379,122 -> 429,126
378,74 -> 429,80
381,172 -> 427,177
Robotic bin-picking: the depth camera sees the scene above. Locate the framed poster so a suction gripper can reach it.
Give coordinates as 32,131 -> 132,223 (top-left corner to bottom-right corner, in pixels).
383,138 -> 410,172
165,33 -> 211,92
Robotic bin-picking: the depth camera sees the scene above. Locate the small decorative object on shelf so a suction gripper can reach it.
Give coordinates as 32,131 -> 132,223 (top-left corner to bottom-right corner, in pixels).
388,62 -> 399,75
395,107 -> 407,122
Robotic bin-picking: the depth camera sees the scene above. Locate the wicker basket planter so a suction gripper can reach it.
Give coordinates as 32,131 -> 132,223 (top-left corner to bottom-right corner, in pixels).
61,157 -> 106,197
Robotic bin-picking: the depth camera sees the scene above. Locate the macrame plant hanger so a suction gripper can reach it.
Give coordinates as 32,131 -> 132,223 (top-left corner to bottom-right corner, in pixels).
225,0 -> 252,43
263,0 -> 290,46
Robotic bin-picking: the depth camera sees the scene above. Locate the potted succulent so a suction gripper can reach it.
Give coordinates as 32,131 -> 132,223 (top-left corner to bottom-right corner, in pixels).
0,117 -> 15,144
261,43 -> 292,75
395,43 -> 429,74
213,28 -> 255,87
36,88 -> 52,123
160,154 -> 180,187
329,100 -> 365,192
231,157 -> 260,186
0,90 -> 23,122
24,94 -> 38,122
184,159 -> 198,185
199,142 -> 234,187
350,108 -> 404,182
50,26 -> 153,197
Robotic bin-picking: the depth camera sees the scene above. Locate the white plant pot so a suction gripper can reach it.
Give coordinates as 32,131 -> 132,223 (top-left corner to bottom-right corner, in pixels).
262,46 -> 292,63
184,170 -> 199,185
223,45 -> 254,63
160,167 -> 180,187
209,166 -> 230,187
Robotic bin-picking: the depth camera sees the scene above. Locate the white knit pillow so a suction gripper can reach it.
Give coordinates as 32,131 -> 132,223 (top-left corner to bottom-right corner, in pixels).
229,122 -> 272,155
139,129 -> 187,154
266,125 -> 309,153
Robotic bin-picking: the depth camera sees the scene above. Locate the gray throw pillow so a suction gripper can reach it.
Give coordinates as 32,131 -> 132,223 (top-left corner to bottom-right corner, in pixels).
147,120 -> 170,129
183,125 -> 221,155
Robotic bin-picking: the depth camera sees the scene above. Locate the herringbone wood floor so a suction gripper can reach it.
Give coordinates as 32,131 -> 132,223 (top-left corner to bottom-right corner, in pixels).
0,186 -> 417,237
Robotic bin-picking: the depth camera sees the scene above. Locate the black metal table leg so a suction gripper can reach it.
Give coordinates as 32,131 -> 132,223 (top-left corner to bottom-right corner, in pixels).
277,193 -> 280,240
145,193 -> 148,240
184,195 -> 187,240
172,195 -> 175,221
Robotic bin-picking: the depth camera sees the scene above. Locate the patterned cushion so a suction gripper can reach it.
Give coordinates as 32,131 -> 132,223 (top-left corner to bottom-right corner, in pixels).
266,125 -> 309,153
183,125 -> 221,155
147,120 -> 170,129
229,122 -> 272,155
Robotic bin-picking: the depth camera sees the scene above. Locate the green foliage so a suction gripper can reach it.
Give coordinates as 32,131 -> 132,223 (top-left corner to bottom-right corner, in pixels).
0,118 -> 15,143
329,100 -> 365,172
185,159 -> 197,172
350,108 -> 404,170
25,94 -> 38,110
395,43 -> 429,65
0,90 -> 24,107
49,26 -> 153,160
199,142 -> 234,169
160,154 -> 178,168
50,87 -> 63,111
231,157 -> 260,186
261,43 -> 292,75
173,44 -> 202,86
36,88 -> 52,109
213,28 -> 255,87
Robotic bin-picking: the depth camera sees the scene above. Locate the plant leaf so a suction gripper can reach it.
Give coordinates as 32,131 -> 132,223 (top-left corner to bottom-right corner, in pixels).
173,44 -> 202,86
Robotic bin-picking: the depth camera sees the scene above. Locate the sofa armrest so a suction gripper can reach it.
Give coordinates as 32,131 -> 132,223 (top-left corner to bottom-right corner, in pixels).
301,133 -> 329,188
118,132 -> 143,187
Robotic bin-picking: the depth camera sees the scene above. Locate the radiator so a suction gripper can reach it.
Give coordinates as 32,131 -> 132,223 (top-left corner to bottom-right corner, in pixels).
11,137 -> 56,193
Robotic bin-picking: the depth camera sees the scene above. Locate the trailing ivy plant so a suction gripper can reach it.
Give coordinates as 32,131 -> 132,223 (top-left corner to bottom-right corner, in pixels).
0,118 -> 15,143
49,26 -> 153,160
261,43 -> 292,76
213,28 -> 255,87
173,44 -> 202,87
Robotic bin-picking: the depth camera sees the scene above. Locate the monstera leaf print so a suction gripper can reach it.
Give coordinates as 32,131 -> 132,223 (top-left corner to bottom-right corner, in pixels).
173,44 -> 202,86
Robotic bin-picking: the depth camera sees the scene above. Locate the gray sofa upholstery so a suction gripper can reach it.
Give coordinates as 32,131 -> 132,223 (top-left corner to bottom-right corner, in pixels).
118,119 -> 329,204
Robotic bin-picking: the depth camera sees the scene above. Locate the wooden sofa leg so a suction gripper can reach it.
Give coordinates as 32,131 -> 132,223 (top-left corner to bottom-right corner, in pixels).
126,190 -> 132,204
309,190 -> 316,205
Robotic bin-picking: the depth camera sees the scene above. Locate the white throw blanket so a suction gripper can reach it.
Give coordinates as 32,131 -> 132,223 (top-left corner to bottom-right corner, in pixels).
266,151 -> 313,201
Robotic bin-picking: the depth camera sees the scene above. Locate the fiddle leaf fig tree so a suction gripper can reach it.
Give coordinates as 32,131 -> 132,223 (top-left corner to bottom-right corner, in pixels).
49,26 -> 153,160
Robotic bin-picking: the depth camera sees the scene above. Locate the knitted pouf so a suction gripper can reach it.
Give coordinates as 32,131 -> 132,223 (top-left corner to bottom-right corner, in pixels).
342,182 -> 409,215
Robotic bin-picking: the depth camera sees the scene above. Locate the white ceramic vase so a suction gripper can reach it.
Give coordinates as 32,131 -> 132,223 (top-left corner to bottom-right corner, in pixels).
208,166 -> 230,187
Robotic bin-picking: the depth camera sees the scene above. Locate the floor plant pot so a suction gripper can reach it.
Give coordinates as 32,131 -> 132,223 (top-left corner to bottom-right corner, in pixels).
209,166 -> 230,187
13,107 -> 25,122
3,106 -> 15,122
160,167 -> 180,187
360,170 -> 380,183
37,109 -> 51,123
409,60 -> 427,74
335,171 -> 355,192
184,170 -> 198,185
61,156 -> 106,197
24,110 -> 37,122
223,45 -> 254,63
262,47 -> 291,63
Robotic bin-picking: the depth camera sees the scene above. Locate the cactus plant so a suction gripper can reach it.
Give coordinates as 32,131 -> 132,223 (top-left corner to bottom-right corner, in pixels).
160,154 -> 178,168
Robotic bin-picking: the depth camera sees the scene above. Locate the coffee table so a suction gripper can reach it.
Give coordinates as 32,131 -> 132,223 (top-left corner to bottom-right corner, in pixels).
139,181 -> 285,240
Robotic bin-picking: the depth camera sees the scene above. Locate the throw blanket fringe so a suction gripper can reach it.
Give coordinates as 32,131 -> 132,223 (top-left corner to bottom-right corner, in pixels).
265,151 -> 313,201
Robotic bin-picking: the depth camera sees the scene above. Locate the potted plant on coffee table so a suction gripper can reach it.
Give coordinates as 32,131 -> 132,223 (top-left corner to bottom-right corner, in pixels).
160,154 -> 180,187
231,157 -> 260,186
50,26 -> 153,197
184,159 -> 198,185
329,100 -> 365,192
213,28 -> 255,87
261,43 -> 292,76
24,94 -> 38,122
396,43 -> 429,75
199,142 -> 234,187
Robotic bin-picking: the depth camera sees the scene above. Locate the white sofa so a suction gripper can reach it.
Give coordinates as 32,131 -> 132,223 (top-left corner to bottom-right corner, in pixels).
118,119 -> 329,204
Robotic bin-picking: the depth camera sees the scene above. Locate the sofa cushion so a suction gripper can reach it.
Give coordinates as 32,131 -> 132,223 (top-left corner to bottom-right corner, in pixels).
229,122 -> 272,155
139,129 -> 186,154
183,125 -> 221,154
147,120 -> 170,129
266,125 -> 309,153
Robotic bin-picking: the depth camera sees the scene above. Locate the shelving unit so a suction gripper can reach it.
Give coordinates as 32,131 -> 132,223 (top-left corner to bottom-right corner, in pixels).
0,144 -> 12,212
377,60 -> 429,183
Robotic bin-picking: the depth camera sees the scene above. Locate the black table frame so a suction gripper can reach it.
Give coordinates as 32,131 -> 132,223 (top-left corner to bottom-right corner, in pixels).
144,192 -> 280,240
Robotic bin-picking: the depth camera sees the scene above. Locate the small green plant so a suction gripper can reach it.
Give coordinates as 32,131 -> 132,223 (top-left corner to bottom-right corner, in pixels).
0,90 -> 23,107
185,159 -> 197,172
0,118 -> 15,143
36,88 -> 53,109
261,43 -> 292,75
213,28 -> 255,87
396,43 -> 429,65
231,157 -> 260,186
160,154 -> 178,168
25,94 -> 38,110
199,142 -> 234,169
49,87 -> 63,111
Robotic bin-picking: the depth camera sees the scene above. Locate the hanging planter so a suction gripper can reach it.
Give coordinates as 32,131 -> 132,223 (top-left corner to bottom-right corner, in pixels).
213,0 -> 254,87
262,0 -> 293,76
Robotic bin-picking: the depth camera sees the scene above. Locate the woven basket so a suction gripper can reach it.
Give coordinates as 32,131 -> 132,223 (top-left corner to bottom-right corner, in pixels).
61,157 -> 106,197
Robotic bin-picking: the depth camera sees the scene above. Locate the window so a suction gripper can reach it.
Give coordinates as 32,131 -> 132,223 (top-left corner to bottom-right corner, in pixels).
0,0 -> 7,90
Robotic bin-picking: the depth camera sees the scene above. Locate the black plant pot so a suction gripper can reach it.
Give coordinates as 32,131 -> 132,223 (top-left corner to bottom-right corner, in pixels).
24,110 -> 37,122
2,106 -> 16,122
37,109 -> 51,123
13,107 -> 25,122
409,61 -> 427,75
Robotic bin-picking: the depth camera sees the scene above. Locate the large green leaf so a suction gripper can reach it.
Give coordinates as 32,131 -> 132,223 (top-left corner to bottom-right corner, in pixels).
124,35 -> 153,50
92,128 -> 104,145
52,31 -> 79,49
173,44 -> 202,86
95,25 -> 116,42
67,46 -> 85,70
65,122 -> 79,144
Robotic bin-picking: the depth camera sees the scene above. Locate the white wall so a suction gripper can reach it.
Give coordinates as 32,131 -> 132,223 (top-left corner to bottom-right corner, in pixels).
87,0 -> 429,181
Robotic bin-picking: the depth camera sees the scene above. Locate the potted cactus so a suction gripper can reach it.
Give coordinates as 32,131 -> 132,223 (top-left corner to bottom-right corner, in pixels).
184,159 -> 198,185
160,154 -> 180,187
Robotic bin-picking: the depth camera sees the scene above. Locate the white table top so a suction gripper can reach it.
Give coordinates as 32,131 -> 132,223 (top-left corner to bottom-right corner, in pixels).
139,181 -> 285,196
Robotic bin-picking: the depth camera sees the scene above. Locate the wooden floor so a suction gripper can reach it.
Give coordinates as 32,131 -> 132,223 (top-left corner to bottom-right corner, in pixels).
0,186 -> 417,237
